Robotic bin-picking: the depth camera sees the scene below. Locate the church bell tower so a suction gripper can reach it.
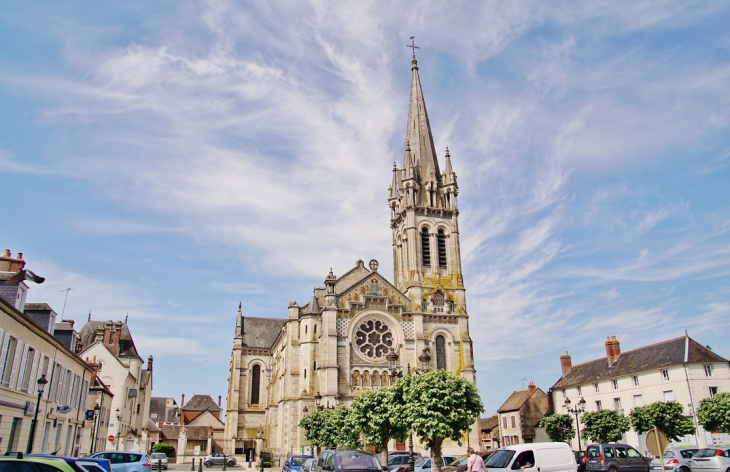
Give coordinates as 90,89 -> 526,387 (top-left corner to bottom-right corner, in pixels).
388,56 -> 465,316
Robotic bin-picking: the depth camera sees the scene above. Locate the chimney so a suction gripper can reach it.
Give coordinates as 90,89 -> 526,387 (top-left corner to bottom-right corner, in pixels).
560,351 -> 572,375
181,393 -> 185,425
218,395 -> 222,407
606,336 -> 621,366
527,382 -> 536,394
95,327 -> 105,343
147,355 -> 153,373
0,249 -> 26,273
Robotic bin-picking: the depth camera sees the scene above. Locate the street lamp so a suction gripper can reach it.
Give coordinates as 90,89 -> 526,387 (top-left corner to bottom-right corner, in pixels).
564,396 -> 586,451
416,348 -> 431,374
91,403 -> 101,453
386,349 -> 402,379
26,374 -> 48,453
314,391 -> 323,411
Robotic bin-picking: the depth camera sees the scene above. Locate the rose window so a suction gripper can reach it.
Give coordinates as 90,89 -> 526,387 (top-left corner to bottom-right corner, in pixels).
355,319 -> 394,359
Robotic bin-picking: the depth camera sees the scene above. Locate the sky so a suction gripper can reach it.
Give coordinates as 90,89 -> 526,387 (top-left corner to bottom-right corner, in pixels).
1,1 -> 729,417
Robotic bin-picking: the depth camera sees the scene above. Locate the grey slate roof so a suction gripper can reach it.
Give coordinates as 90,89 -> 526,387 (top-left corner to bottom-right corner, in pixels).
78,320 -> 140,359
242,316 -> 287,349
149,397 -> 179,423
553,336 -> 728,389
184,394 -> 221,411
160,425 -> 210,441
480,415 -> 499,431
24,303 -> 54,311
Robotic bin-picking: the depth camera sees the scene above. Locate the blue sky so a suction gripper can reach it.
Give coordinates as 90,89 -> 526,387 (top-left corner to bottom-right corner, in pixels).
2,1 -> 729,416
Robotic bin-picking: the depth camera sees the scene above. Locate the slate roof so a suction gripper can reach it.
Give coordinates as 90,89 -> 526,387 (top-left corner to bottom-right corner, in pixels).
160,425 -> 210,441
147,418 -> 161,432
24,303 -> 54,311
78,320 -> 140,359
149,397 -> 180,423
242,316 -> 287,349
480,415 -> 499,431
184,394 -> 221,411
553,336 -> 728,389
497,390 -> 533,413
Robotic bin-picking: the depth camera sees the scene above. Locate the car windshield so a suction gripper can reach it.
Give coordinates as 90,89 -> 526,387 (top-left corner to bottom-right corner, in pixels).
415,458 -> 428,467
292,458 -> 311,467
335,453 -> 381,470
694,450 -> 719,458
451,455 -> 469,467
151,454 -> 166,459
485,451 -> 515,469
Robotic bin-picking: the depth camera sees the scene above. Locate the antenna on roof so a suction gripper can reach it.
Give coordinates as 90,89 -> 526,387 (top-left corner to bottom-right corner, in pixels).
519,377 -> 526,390
60,288 -> 73,318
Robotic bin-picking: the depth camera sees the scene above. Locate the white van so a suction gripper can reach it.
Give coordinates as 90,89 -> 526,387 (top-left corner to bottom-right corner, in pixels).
484,442 -> 576,472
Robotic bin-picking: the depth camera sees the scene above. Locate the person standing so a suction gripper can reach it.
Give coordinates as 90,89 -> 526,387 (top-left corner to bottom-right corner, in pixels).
467,448 -> 486,472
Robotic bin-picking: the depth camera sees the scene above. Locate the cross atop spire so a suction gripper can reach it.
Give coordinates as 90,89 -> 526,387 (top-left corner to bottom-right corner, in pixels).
407,35 -> 420,61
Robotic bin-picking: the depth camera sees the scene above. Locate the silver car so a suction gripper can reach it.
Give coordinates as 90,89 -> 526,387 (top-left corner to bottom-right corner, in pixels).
650,448 -> 697,472
413,456 -> 458,472
150,453 -> 168,470
691,448 -> 730,472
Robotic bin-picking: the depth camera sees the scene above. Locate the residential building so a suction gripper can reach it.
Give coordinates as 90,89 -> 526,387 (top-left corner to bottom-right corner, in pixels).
1,250 -> 92,456
551,335 -> 730,451
224,56 -> 479,460
78,359 -> 114,455
497,382 -> 550,445
149,397 -> 181,427
77,320 -> 153,452
479,415 -> 500,450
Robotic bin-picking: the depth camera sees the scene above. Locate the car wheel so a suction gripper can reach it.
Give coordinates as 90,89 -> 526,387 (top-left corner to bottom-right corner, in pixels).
205,461 -> 213,468
609,467 -> 618,472
227,460 -> 235,466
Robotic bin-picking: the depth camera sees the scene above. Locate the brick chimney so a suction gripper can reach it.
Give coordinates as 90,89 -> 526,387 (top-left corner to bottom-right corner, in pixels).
606,336 -> 621,366
527,382 -> 536,394
181,393 -> 185,425
560,351 -> 572,375
0,249 -> 26,273
218,395 -> 222,407
102,321 -> 124,357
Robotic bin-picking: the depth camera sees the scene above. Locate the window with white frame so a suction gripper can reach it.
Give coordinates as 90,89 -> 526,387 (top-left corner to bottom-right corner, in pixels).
614,397 -> 622,412
633,394 -> 644,407
632,375 -> 639,387
594,383 -> 599,393
704,365 -> 713,377
708,387 -> 718,398
613,379 -> 619,390
562,389 -> 566,398
595,400 -> 602,410
663,390 -> 674,401
1,336 -> 18,387
661,370 -> 670,382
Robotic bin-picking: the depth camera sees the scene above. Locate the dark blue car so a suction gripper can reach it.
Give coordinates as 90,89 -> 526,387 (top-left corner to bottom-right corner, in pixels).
284,455 -> 315,472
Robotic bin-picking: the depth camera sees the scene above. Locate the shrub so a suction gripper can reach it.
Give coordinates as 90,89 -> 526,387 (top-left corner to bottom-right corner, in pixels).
151,442 -> 175,455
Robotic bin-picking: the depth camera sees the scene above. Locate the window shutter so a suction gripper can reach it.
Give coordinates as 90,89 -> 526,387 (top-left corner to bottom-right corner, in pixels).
28,349 -> 39,391
16,345 -> 30,390
11,340 -> 24,388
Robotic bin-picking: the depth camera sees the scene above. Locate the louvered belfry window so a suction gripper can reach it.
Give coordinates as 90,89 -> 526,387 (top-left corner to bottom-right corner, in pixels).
437,229 -> 447,269
421,227 -> 431,267
436,335 -> 446,370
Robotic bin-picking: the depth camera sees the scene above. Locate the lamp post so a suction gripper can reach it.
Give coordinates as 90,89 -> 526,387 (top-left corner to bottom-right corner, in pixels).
408,348 -> 432,472
115,407 -> 122,451
90,403 -> 101,453
314,392 -> 323,411
386,349 -> 402,380
564,397 -> 586,451
26,374 -> 48,453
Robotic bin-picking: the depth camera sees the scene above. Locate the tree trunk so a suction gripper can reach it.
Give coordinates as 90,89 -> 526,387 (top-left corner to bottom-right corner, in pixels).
381,447 -> 389,468
431,438 -> 444,472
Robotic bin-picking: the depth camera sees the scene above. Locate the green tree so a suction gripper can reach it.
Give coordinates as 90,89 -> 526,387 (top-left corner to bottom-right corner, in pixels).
539,414 -> 576,444
299,408 -> 331,449
697,392 -> 730,433
350,386 -> 408,466
299,405 -> 361,451
151,442 -> 175,455
629,401 -> 696,441
395,370 -> 483,472
581,409 -> 631,444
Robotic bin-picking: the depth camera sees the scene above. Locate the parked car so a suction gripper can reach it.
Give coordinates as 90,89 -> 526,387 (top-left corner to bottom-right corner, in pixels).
302,459 -> 318,472
485,443 -> 575,472
284,455 -> 315,472
650,448 -> 698,472
90,452 -> 152,472
413,456 -> 458,472
29,455 -> 112,472
388,455 -> 424,471
203,452 -> 236,468
149,454 -> 168,470
317,451 -> 382,472
690,448 -> 730,472
441,451 -> 494,472
585,444 -> 651,472
575,451 -> 587,472
1,454 -> 111,472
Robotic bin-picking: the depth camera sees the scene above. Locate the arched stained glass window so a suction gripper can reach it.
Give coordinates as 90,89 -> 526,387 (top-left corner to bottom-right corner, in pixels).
436,335 -> 446,370
251,364 -> 261,404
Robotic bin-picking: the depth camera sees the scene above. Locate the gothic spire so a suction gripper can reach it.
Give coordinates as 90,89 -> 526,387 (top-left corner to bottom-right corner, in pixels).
405,57 -> 440,182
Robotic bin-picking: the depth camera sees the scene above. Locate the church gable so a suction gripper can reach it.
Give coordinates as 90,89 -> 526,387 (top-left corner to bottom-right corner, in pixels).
334,259 -> 372,294
336,264 -> 412,315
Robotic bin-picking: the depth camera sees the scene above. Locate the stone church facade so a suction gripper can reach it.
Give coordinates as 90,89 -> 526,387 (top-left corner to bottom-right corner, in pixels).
224,57 -> 479,458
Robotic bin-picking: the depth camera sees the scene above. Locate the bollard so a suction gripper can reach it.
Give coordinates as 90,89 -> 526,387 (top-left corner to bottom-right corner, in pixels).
260,458 -> 264,472
158,460 -> 162,472
199,457 -> 203,472
191,459 -> 196,471
222,454 -> 227,472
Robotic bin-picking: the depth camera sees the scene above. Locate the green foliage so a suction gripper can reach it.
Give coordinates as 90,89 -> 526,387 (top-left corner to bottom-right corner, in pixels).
629,401 -> 696,441
697,392 -> 730,433
581,409 -> 631,444
263,462 -> 272,468
538,414 -> 576,443
151,442 -> 175,455
394,370 -> 483,472
298,405 -> 361,449
350,387 -> 407,463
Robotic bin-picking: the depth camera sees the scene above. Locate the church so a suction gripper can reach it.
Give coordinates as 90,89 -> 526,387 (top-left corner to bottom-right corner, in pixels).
224,56 -> 479,459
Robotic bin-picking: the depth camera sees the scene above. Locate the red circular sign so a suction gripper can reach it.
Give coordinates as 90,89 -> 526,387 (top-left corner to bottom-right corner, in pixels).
108,435 -> 115,441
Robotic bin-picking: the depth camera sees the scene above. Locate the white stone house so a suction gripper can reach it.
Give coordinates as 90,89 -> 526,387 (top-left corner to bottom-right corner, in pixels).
77,321 -> 153,452
551,335 -> 730,452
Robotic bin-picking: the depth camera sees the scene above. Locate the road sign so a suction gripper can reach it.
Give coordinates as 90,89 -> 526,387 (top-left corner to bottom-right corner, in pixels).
108,435 -> 115,442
